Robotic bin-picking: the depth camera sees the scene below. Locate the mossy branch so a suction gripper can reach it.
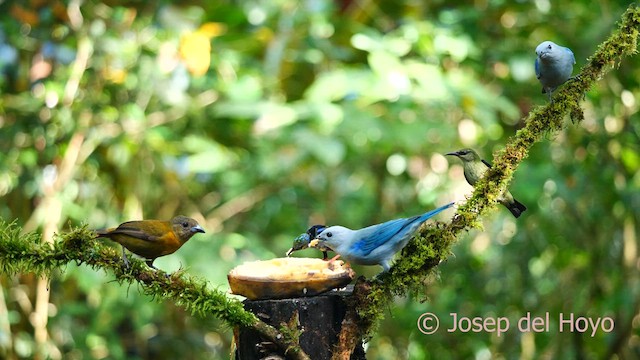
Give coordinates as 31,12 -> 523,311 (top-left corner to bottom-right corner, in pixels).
332,4 -> 640,359
0,220 -> 310,360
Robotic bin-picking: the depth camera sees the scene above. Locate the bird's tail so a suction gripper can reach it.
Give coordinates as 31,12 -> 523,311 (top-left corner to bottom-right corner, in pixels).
421,202 -> 455,220
507,200 -> 527,218
94,228 -> 114,238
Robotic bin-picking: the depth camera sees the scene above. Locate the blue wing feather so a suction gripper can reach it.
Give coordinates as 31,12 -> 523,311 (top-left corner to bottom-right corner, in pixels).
352,217 -> 421,256
535,57 -> 541,78
353,203 -> 454,256
563,47 -> 576,64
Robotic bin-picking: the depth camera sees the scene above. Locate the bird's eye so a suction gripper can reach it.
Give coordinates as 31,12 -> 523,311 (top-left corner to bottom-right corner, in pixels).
326,232 -> 332,238
547,44 -> 552,49
182,222 -> 189,228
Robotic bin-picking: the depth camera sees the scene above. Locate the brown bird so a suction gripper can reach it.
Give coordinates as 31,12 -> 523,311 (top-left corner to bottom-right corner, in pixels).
96,215 -> 205,269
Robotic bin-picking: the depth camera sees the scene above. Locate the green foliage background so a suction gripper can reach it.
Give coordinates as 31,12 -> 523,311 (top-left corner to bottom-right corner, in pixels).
0,0 -> 638,359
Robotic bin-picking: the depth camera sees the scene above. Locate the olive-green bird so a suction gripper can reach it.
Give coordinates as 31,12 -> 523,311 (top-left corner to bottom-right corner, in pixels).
446,148 -> 527,218
96,215 -> 205,269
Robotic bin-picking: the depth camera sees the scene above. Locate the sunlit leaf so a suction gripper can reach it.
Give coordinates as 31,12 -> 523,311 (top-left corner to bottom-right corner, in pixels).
180,30 -> 211,76
621,146 -> 640,171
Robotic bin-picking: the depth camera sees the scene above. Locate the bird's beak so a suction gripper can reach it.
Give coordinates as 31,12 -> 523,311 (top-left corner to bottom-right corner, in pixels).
191,225 -> 205,233
286,248 -> 294,257
445,151 -> 460,157
309,239 -> 320,248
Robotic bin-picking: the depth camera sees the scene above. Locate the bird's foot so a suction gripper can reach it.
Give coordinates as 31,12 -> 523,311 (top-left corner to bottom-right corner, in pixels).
145,262 -> 171,278
121,247 -> 130,269
145,260 -> 168,277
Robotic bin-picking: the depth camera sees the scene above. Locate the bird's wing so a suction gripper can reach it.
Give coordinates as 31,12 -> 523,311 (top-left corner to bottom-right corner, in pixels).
564,47 -> 576,64
291,233 -> 310,251
481,159 -> 492,168
351,203 -> 454,257
308,225 -> 326,238
535,57 -> 541,79
107,222 -> 162,242
352,216 -> 422,256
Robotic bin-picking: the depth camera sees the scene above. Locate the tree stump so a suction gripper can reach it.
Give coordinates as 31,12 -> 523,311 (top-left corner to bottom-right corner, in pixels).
235,286 -> 366,359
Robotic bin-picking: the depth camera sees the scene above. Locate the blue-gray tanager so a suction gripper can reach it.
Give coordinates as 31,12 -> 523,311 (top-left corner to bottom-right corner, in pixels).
535,40 -> 575,101
310,202 -> 454,272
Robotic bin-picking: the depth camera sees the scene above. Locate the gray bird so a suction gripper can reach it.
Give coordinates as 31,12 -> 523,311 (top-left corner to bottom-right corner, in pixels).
535,40 -> 576,102
446,148 -> 527,218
